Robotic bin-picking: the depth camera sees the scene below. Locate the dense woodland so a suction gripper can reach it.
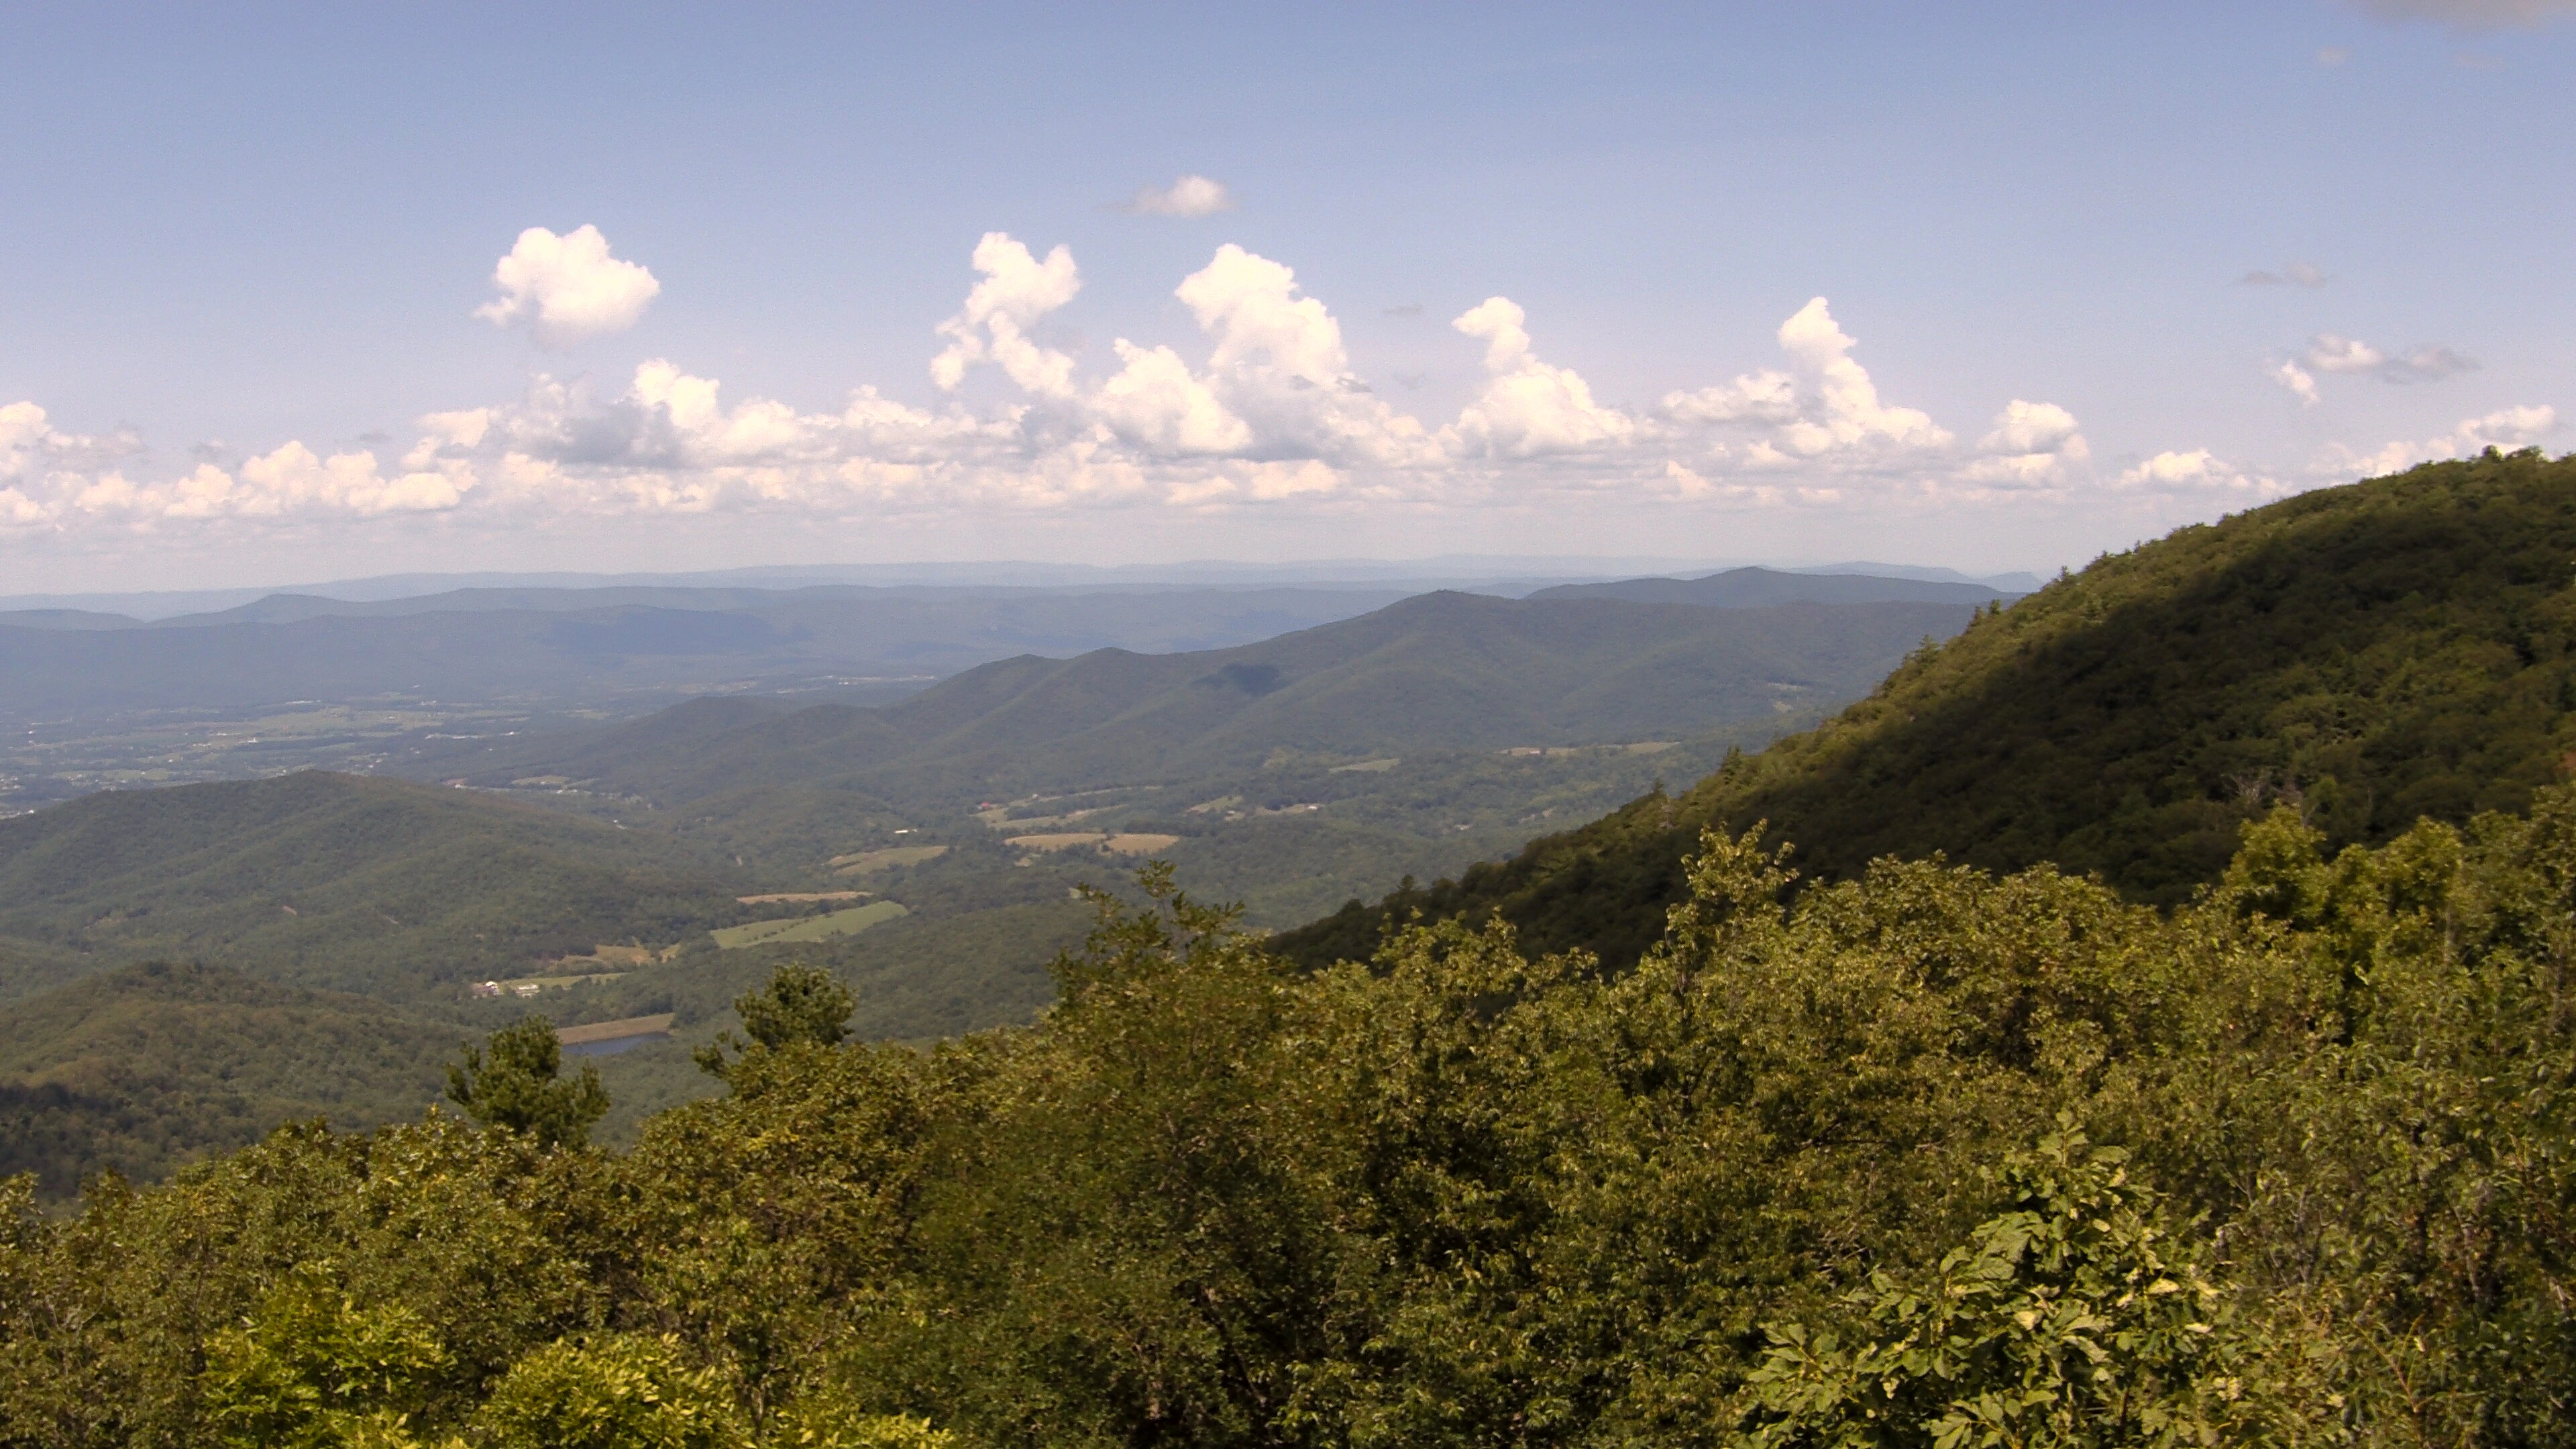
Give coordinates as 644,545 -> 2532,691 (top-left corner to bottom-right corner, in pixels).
1283,449 -> 2576,969
5,800 -> 2572,1445
3,453 -> 2575,1444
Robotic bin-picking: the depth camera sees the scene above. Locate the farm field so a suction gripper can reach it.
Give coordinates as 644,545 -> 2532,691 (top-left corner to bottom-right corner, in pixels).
710,900 -> 910,949
828,845 -> 948,875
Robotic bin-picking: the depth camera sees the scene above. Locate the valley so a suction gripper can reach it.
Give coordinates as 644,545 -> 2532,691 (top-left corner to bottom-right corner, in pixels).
0,571 -> 1994,1185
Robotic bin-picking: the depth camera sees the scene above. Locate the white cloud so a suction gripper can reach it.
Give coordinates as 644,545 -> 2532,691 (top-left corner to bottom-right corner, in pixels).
2239,262 -> 2330,287
1120,174 -> 1234,218
2304,333 -> 2385,374
2302,332 -> 2478,383
474,225 -> 661,349
1664,298 -> 1951,468
1095,340 -> 1253,454
2114,449 -> 2286,497
2268,359 -> 2321,405
1980,400 -> 2086,458
2327,404 -> 2561,476
929,233 -> 1082,397
30,233 -> 2470,545
1958,400 -> 2092,489
1443,297 -> 1635,458
1165,244 -> 1433,466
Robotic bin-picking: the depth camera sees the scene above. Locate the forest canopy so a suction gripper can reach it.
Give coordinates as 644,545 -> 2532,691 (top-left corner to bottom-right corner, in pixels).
6,790 -> 2572,1446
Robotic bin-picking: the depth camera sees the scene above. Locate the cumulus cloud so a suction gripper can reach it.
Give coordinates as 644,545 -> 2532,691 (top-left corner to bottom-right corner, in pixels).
1161,244 -> 1432,466
2328,405 -> 2561,476
33,231 -> 2527,544
2269,359 -> 2322,405
0,397 -> 471,530
2114,449 -> 2286,497
1120,174 -> 1234,218
1960,400 -> 2092,487
929,233 -> 1082,396
2239,261 -> 2330,287
2302,333 -> 2479,383
1663,298 -> 1951,468
474,225 -> 661,349
1095,340 -> 1253,454
1443,297 -> 1635,458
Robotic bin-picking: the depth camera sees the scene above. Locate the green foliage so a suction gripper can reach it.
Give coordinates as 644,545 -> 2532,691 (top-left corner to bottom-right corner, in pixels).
6,784 -> 2576,1445
737,963 -> 857,1051
692,963 -> 859,1083
0,961 -> 455,1197
199,1265 -> 448,1449
1281,450 -> 2576,969
1743,1130 -> 2254,1448
468,1334 -> 743,1449
447,1016 -> 610,1148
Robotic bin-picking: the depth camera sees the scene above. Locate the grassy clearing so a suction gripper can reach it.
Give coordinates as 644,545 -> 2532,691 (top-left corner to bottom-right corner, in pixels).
711,900 -> 910,950
736,890 -> 870,904
1005,833 -> 1107,851
828,845 -> 949,875
553,943 -> 676,967
488,972 -> 627,996
1330,757 -> 1400,773
1102,833 -> 1182,855
556,1012 -> 675,1046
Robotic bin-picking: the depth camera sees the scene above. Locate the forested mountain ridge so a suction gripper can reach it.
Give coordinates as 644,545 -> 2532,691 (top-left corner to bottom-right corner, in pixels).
0,584 -> 1419,722
424,592 -> 1976,802
1527,564 -> 2016,608
0,961 -> 454,1197
0,594 -> 1973,1195
0,771 -> 753,1000
1280,449 -> 2576,969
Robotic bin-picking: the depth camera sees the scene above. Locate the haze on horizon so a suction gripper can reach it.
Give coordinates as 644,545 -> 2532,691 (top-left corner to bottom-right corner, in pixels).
1,0 -> 2570,594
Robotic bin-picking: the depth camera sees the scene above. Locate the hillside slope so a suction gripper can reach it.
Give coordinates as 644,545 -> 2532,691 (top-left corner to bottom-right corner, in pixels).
0,961 -> 455,1196
431,593 -> 1978,804
1279,449 -> 2576,969
0,771 -> 753,999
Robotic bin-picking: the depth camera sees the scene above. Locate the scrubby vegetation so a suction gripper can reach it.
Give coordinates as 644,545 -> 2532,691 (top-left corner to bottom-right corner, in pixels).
7,794 -> 2573,1445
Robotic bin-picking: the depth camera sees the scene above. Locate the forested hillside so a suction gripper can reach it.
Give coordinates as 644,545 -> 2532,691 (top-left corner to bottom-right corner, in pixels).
5,800 -> 2570,1444
1281,449 -> 2576,969
0,962 -> 455,1197
0,593 -> 1968,1194
0,771 -> 754,1000
425,592 -> 1971,799
1527,564 -> 2015,608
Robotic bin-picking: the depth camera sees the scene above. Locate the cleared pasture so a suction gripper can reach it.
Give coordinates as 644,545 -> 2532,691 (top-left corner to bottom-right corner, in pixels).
828,845 -> 949,876
712,900 -> 910,950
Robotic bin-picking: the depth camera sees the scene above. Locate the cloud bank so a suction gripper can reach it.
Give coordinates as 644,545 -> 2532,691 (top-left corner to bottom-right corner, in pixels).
0,232 -> 2556,543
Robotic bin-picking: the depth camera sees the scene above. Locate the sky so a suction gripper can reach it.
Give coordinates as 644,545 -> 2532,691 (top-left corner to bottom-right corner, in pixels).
2,0 -> 2571,592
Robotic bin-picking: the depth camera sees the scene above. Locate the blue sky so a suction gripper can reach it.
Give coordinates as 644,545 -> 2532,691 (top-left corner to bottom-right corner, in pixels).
3,1 -> 2570,590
